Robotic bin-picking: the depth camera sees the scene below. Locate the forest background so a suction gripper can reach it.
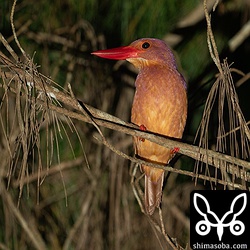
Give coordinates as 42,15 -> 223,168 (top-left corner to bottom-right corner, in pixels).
0,0 -> 249,249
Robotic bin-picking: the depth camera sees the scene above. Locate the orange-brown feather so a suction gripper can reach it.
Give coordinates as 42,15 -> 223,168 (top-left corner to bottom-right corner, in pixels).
92,38 -> 187,215
132,64 -> 187,215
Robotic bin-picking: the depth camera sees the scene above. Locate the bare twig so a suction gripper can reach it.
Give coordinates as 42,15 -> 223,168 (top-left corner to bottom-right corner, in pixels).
0,1 -> 249,249
0,52 -> 249,185
10,0 -> 29,61
11,157 -> 85,188
0,181 -> 46,250
203,0 -> 222,73
193,0 -> 250,190
0,33 -> 18,61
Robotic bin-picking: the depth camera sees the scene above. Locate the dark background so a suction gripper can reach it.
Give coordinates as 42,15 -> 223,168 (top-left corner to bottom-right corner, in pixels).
0,0 -> 249,249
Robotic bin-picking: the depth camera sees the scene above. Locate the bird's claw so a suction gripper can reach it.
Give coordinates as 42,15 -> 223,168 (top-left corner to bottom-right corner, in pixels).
171,147 -> 180,154
139,124 -> 147,142
168,147 -> 180,162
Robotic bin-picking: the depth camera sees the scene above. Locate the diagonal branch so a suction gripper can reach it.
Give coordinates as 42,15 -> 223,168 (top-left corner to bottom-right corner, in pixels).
0,51 -> 249,186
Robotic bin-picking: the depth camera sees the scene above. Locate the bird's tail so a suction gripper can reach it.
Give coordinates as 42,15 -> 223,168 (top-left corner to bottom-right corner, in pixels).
144,168 -> 164,215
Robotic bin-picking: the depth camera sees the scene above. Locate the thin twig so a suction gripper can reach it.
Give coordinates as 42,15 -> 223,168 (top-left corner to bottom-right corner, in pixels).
0,59 -> 249,184
203,0 -> 222,74
0,33 -> 19,61
10,0 -> 29,61
0,181 -> 47,250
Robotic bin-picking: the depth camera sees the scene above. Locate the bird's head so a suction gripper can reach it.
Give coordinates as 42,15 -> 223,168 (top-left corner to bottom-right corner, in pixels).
92,38 -> 176,70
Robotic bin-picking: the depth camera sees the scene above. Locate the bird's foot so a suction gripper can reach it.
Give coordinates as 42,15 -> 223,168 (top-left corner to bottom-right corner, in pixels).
170,147 -> 180,160
139,124 -> 147,142
170,147 -> 179,154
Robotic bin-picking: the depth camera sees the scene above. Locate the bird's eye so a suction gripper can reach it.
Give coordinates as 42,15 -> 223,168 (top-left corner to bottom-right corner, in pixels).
142,42 -> 150,49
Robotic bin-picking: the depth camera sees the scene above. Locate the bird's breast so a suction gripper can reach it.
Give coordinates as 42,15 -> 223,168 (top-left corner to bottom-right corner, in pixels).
131,66 -> 187,139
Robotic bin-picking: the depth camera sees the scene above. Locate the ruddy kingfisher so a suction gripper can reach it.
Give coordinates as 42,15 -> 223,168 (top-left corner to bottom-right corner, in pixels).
92,38 -> 187,215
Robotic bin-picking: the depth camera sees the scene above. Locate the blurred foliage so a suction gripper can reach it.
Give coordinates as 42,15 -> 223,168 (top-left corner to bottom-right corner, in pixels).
0,0 -> 249,249
1,0 -> 249,84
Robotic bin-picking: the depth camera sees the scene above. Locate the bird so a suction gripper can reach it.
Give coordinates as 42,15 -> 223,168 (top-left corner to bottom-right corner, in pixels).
92,38 -> 187,215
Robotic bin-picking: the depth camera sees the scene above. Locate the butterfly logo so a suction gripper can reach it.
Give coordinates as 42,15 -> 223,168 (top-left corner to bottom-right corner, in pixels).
193,193 -> 247,241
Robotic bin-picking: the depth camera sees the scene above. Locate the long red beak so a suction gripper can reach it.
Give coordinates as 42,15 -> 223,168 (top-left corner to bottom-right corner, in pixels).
91,46 -> 139,60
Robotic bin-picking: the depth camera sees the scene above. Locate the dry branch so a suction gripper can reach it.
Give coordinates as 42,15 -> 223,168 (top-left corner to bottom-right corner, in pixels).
0,1 -> 250,249
0,0 -> 249,195
0,181 -> 47,250
0,49 -> 249,188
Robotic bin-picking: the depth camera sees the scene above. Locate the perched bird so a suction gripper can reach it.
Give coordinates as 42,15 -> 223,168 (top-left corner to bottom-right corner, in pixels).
92,38 -> 187,215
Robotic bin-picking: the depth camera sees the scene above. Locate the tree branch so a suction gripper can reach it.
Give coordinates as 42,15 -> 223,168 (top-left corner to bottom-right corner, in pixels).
0,50 -> 249,186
